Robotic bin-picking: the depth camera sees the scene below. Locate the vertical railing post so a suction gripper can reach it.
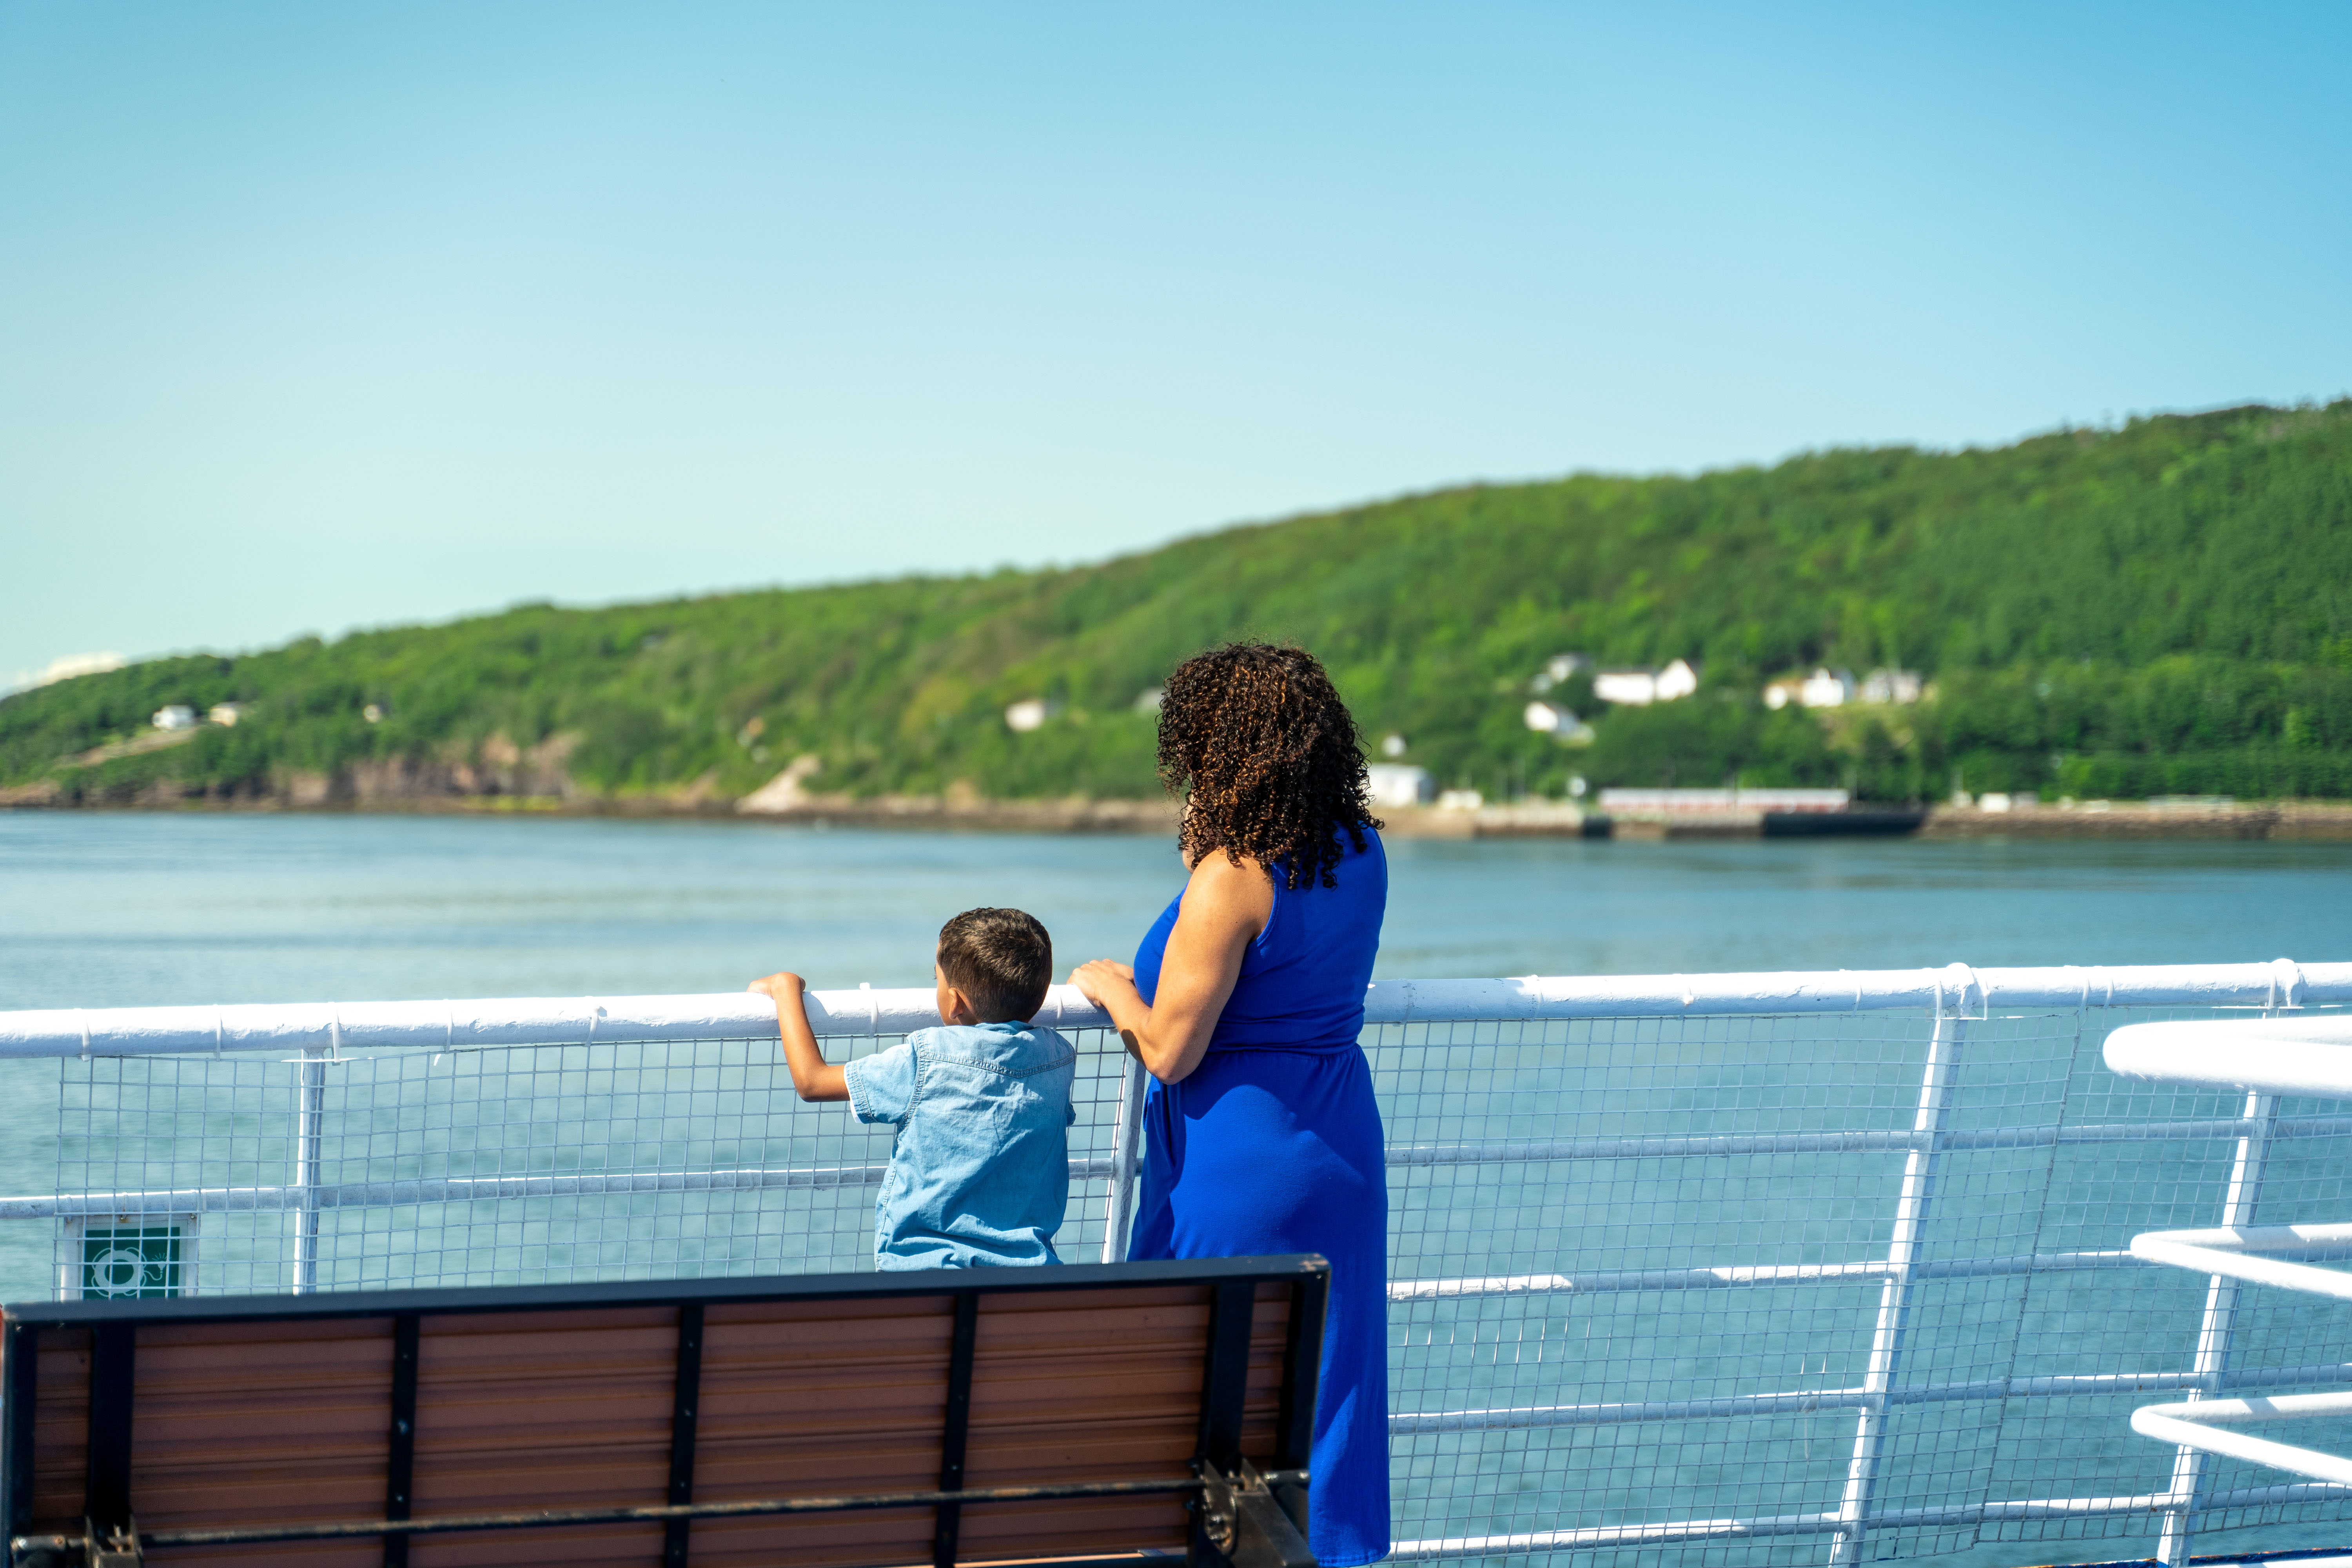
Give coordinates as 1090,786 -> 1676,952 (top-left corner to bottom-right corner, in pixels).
1099,1051 -> 1149,1264
290,1036 -> 329,1294
1828,966 -> 1973,1568
2157,1086 -> 2285,1557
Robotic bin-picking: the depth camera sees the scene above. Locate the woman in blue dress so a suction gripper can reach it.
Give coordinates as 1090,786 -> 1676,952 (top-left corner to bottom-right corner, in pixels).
1072,642 -> 1390,1566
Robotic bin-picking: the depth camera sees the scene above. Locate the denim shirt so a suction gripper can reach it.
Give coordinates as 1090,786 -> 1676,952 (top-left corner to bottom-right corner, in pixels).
843,1020 -> 1078,1269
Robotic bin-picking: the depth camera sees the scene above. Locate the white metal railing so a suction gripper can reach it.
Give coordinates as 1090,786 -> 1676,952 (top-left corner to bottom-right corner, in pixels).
5,959 -> 2351,1568
6,961 -> 2344,1060
2107,1013 -> 2352,1563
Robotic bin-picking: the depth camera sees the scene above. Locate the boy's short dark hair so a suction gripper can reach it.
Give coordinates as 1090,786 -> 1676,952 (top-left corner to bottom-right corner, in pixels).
936,907 -> 1054,1023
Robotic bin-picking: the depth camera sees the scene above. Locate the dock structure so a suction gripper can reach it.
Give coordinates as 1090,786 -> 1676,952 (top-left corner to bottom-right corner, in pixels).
4,960 -> 2350,1566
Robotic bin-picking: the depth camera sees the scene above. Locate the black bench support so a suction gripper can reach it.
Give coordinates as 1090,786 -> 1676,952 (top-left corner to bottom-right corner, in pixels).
83,1326 -> 133,1545
1191,1278 -> 1311,1567
663,1302 -> 704,1568
1272,1272 -> 1326,1538
933,1290 -> 979,1568
382,1312 -> 419,1568
2,1323 -> 36,1542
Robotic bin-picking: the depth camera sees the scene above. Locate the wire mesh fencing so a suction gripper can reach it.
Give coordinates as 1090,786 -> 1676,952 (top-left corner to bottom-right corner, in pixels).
32,991 -> 2352,1567
53,1028 -> 1134,1294
1370,1003 -> 2352,1566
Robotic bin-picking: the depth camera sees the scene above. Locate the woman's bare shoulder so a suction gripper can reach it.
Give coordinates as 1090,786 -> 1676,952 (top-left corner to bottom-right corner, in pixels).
1184,849 -> 1275,923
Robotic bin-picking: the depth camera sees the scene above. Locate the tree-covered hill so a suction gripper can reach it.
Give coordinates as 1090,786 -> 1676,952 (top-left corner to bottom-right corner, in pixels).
7,401 -> 2350,808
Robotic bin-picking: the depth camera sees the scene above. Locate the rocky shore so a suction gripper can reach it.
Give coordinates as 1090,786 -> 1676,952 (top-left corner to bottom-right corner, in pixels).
1914,799 -> 2352,839
7,760 -> 2349,840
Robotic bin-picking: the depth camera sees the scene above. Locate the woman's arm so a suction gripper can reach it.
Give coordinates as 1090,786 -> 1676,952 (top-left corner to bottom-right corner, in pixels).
1070,853 -> 1273,1084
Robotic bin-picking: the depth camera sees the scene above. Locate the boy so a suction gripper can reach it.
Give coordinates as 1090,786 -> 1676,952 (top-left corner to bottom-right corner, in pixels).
747,907 -> 1077,1269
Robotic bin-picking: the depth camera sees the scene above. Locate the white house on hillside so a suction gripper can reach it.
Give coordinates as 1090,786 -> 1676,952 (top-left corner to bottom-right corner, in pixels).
1529,653 -> 1592,693
1523,701 -> 1596,742
1800,668 -> 1857,708
1766,666 -> 1923,710
1004,698 -> 1060,733
1593,659 -> 1698,706
1765,669 -> 1857,709
1365,764 -> 1436,808
1860,668 -> 1924,704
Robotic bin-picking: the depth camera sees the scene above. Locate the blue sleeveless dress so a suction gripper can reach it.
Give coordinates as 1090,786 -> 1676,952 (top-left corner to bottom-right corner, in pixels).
1131,830 -> 1390,1566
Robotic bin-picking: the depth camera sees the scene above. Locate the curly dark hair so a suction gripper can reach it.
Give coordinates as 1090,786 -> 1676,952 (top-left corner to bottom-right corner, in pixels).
1158,642 -> 1381,891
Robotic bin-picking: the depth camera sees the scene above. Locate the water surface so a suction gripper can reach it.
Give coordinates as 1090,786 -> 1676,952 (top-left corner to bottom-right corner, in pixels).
6,810 -> 2346,1300
5,812 -> 2346,1011
4,813 -> 2349,1562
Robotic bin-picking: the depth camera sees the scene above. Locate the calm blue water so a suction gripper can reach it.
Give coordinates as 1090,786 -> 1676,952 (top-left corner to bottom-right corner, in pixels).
4,812 -> 2347,1012
5,812 -> 2349,1255
4,813 -> 2350,1564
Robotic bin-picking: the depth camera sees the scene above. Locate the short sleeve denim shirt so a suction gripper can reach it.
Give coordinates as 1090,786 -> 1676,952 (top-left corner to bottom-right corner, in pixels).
843,1020 -> 1078,1269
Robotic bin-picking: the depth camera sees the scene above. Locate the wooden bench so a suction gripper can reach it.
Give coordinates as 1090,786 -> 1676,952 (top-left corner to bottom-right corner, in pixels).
2,1256 -> 1325,1568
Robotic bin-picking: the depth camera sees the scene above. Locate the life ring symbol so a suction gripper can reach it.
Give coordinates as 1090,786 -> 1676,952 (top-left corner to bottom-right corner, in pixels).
89,1247 -> 152,1297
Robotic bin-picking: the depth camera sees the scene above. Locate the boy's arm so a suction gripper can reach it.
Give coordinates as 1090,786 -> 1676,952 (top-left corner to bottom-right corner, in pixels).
748,972 -> 849,1102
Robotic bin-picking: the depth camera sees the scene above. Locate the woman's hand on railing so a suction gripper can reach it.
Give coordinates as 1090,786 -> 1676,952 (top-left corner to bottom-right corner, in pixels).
1069,962 -> 1137,1012
1071,853 -> 1268,1085
1069,960 -> 1136,990
1069,960 -> 1167,1076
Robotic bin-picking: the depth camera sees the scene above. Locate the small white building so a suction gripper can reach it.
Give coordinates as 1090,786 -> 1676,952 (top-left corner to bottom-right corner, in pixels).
1860,668 -> 1923,705
1530,653 -> 1592,693
1762,678 -> 1805,711
1004,698 -> 1060,733
1593,658 -> 1698,706
151,705 -> 196,731
207,703 -> 245,726
1799,668 -> 1857,709
1436,788 -> 1484,812
1523,701 -> 1595,743
1365,764 -> 1436,808
1593,669 -> 1652,704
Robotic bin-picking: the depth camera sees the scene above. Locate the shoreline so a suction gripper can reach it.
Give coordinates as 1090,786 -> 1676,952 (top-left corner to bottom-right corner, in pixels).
7,792 -> 2352,839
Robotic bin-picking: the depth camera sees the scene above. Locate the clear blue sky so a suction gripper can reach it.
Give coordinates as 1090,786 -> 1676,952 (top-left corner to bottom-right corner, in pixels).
3,2 -> 2347,686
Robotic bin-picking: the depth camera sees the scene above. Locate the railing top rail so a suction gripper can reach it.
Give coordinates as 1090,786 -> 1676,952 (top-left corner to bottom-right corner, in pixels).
0,960 -> 2343,1059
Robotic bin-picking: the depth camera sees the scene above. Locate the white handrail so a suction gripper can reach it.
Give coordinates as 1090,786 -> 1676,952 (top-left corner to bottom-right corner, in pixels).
2105,1015 -> 2352,1098
11,959 -> 2352,1565
2132,1225 -> 2352,1301
2111,1007 -> 2352,1566
2,960 -> 2345,1058
2132,1392 -> 2352,1488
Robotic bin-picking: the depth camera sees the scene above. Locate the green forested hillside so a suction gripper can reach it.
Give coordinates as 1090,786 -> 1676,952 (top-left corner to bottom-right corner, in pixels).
7,401 -> 2351,807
